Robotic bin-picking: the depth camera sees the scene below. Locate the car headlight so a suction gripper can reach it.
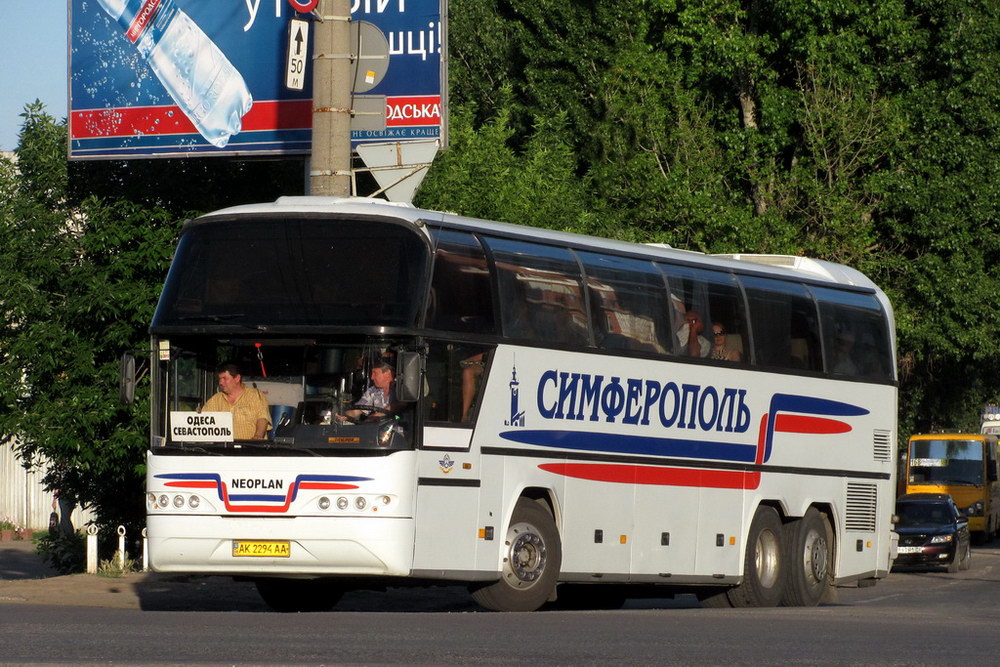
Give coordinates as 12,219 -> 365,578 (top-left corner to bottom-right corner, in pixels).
930,534 -> 954,544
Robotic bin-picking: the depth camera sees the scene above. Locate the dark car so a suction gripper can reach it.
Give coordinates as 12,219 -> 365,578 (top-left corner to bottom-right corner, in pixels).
893,493 -> 971,573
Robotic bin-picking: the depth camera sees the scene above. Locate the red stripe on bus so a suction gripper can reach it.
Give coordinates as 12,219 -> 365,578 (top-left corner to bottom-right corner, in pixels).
775,414 -> 852,434
539,463 -> 760,490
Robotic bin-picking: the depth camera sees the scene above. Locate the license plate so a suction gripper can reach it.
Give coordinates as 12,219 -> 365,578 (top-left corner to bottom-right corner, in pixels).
232,540 -> 291,557
896,546 -> 924,554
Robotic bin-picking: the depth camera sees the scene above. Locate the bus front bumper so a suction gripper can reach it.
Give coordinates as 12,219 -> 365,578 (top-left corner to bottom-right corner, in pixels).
146,515 -> 415,577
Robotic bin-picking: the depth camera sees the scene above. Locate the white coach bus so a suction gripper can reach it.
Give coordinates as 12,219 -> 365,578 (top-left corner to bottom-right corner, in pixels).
130,196 -> 897,612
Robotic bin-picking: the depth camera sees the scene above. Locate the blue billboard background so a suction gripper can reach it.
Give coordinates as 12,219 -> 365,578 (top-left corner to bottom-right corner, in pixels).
69,0 -> 443,159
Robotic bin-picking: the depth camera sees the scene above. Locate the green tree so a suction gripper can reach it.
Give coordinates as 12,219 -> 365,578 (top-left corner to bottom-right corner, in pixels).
0,102 -> 180,533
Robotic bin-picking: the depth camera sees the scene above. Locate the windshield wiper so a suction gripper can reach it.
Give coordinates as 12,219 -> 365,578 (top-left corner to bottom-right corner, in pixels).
175,314 -> 266,331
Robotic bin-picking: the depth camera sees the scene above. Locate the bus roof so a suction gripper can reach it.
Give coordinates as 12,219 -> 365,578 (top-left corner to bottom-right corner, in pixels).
198,196 -> 884,294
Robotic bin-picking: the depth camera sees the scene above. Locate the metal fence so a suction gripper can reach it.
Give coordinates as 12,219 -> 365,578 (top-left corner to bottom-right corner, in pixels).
0,439 -> 95,532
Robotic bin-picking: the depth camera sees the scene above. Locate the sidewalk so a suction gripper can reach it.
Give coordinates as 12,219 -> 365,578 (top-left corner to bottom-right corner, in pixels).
0,539 -> 265,611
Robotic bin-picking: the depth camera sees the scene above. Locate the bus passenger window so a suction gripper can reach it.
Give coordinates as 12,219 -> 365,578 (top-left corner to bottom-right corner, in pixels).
424,342 -> 493,424
579,251 -> 670,354
657,263 -> 749,363
483,237 -> 590,347
426,229 -> 496,334
812,286 -> 893,381
741,276 -> 821,371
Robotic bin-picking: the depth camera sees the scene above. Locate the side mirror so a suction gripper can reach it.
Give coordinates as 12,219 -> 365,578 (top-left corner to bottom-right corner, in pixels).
395,351 -> 422,403
119,352 -> 136,405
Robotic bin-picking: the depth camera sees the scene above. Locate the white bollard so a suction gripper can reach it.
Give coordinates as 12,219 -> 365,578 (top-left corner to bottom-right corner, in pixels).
117,525 -> 127,570
86,525 -> 98,574
142,527 -> 148,572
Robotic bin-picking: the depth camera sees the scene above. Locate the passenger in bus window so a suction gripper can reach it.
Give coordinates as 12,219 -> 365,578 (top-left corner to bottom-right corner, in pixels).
832,326 -> 859,376
201,363 -> 271,440
460,353 -> 485,422
709,325 -> 742,362
677,309 -> 710,357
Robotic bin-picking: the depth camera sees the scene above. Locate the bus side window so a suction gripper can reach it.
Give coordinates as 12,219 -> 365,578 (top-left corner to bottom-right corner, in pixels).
483,237 -> 591,347
426,229 -> 496,334
812,286 -> 893,382
740,276 -> 821,371
658,263 -> 750,363
424,342 -> 492,424
578,251 -> 670,354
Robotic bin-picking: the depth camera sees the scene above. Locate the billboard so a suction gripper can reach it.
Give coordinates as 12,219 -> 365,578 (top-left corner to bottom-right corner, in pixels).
69,0 -> 445,159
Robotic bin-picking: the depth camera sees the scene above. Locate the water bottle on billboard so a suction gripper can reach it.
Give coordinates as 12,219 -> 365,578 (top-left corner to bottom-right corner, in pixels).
96,0 -> 253,148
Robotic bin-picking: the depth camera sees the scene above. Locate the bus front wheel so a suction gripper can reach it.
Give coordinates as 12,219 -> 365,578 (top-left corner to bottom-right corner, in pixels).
727,505 -> 785,608
470,498 -> 562,612
781,508 -> 833,606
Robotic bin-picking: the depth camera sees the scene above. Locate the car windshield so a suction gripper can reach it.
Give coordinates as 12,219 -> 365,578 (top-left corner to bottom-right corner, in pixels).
896,502 -> 952,527
908,439 -> 984,485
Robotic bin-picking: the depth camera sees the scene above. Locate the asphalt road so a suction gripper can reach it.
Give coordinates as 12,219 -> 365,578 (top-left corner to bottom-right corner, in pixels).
3,539 -> 1000,665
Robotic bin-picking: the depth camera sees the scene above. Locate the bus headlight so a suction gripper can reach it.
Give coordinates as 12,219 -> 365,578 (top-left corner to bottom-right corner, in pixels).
318,496 -> 331,510
158,494 -> 169,508
188,495 -> 200,509
337,496 -> 349,510
172,495 -> 185,508
355,496 -> 367,510
965,501 -> 984,517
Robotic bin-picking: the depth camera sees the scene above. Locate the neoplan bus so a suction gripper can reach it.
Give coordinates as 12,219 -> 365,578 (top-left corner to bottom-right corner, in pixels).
905,432 -> 1000,543
127,196 -> 897,612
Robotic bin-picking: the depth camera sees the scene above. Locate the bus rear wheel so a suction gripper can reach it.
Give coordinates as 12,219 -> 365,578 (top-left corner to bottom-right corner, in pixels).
781,508 -> 833,607
727,505 -> 785,608
470,498 -> 562,612
255,578 -> 343,612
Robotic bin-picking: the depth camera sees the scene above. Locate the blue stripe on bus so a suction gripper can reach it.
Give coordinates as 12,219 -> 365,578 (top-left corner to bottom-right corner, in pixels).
498,430 -> 758,463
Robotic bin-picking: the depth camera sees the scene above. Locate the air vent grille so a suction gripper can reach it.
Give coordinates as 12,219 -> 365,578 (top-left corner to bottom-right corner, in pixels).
873,430 -> 893,462
846,483 -> 878,532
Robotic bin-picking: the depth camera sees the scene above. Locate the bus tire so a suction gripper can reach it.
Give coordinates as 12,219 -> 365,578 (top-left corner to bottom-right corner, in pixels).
728,505 -> 785,608
781,508 -> 833,607
255,578 -> 343,612
470,498 -> 562,612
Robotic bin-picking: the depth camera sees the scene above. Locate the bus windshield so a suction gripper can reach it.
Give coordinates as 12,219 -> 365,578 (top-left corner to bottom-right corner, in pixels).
908,439 -> 984,486
152,216 -> 430,330
152,337 -> 416,453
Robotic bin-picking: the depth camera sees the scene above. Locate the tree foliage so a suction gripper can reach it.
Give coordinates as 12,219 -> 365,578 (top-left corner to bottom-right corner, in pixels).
428,0 -> 1000,437
0,102 -> 180,532
5,0 -> 1000,528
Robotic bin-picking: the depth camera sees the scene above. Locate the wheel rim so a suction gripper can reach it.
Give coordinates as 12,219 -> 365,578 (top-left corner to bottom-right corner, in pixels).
503,520 -> 547,589
755,528 -> 781,589
803,529 -> 829,584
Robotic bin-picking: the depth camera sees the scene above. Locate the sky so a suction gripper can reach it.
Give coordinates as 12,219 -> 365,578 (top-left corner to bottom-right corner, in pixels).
0,3 -> 68,152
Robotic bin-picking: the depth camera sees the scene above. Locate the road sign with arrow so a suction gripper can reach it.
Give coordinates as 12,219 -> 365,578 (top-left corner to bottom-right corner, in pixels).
285,18 -> 310,91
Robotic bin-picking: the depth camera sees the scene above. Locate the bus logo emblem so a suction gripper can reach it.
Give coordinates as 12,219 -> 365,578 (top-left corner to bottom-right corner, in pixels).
505,364 -> 525,427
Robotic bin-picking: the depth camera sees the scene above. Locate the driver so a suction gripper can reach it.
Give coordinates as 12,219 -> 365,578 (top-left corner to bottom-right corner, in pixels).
338,354 -> 398,422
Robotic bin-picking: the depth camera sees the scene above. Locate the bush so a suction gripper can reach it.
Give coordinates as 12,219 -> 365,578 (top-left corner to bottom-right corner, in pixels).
35,532 -> 86,575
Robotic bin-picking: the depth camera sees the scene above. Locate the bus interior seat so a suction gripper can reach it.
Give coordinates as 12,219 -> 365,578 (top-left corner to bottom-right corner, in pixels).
724,333 -> 744,356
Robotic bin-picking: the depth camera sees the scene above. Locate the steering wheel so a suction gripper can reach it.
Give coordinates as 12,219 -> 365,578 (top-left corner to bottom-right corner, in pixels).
339,405 -> 383,425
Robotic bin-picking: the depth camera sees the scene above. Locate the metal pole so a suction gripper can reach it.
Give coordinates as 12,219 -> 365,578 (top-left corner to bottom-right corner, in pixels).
310,0 -> 353,196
